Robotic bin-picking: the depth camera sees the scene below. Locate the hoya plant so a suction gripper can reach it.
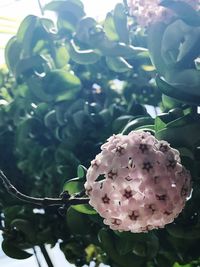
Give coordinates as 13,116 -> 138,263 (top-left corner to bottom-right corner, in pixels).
0,0 -> 200,267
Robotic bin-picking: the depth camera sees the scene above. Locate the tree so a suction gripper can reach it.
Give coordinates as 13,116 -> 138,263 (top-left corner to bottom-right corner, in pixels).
0,0 -> 200,266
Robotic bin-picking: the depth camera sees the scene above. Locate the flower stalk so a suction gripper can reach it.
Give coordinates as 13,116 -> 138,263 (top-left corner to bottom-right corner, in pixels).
0,170 -> 89,207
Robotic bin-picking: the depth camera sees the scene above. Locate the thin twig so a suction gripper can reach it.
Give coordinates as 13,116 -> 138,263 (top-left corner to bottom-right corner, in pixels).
40,245 -> 54,267
33,247 -> 42,267
37,0 -> 44,16
0,170 -> 89,207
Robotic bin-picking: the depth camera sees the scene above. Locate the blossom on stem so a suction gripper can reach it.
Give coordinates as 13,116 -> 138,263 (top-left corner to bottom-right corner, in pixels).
85,130 -> 192,233
127,0 -> 200,27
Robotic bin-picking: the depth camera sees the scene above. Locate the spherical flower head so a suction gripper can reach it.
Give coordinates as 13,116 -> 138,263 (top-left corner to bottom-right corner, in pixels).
85,131 -> 192,233
128,0 -> 199,27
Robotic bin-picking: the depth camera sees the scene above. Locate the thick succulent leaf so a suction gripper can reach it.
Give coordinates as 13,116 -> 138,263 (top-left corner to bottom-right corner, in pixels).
112,115 -> 134,133
72,204 -> 97,215
106,56 -> 132,73
122,117 -> 154,134
2,240 -> 32,260
27,76 -> 54,102
98,229 -> 145,267
114,3 -> 129,43
161,95 -> 181,110
104,12 -> 119,41
115,232 -> 159,259
11,219 -> 36,242
161,0 -> 200,26
44,0 -> 85,19
155,117 -> 200,148
161,20 -> 200,67
99,41 -> 147,58
14,55 -> 48,79
5,37 -> 22,73
66,208 -> 90,234
17,15 -> 38,43
166,223 -> 200,240
17,15 -> 39,56
166,69 -> 200,90
156,75 -> 200,105
155,116 -> 167,132
63,177 -> 84,194
77,164 -> 87,179
44,110 -> 57,129
43,70 -> 81,97
75,16 -> 97,43
148,22 -> 167,76
55,46 -> 70,68
69,40 -> 101,64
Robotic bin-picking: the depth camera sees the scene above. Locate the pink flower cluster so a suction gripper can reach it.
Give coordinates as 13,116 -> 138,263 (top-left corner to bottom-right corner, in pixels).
128,0 -> 200,27
85,131 -> 191,233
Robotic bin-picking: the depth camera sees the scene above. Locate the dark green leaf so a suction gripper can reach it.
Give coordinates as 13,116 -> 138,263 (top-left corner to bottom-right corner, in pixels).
17,15 -> 39,56
148,22 -> 166,76
99,41 -> 147,58
44,1 -> 85,19
17,15 -> 38,43
5,37 -> 22,73
77,164 -> 87,178
166,114 -> 193,128
112,115 -> 134,133
2,240 -> 32,259
156,118 -> 200,149
162,95 -> 181,110
43,70 -> 81,97
11,219 -> 35,242
72,204 -> 97,215
114,3 -> 129,43
3,206 -> 23,225
27,76 -> 54,102
56,146 -> 80,166
122,117 -> 154,134
75,16 -> 97,43
106,56 -> 132,73
166,223 -> 200,240
155,116 -> 166,132
161,20 -> 200,67
156,75 -> 200,105
98,229 -> 144,267
14,55 -> 48,79
161,0 -> 200,26
66,207 -> 90,234
178,147 -> 194,160
104,12 -> 119,41
55,46 -> 70,68
72,110 -> 88,129
115,232 -> 159,259
63,177 -> 84,194
44,110 -> 57,129
69,40 -> 101,64
0,72 -> 4,87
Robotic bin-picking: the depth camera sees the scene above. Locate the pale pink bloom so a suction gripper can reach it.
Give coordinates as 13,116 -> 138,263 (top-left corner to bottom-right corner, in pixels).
128,0 -> 199,27
85,130 -> 192,232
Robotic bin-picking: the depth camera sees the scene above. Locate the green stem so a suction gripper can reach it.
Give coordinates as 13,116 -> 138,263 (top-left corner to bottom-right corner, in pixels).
0,170 -> 89,207
40,244 -> 54,267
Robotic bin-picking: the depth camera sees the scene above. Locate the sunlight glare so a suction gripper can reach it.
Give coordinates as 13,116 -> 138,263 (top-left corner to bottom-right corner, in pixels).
0,0 -> 122,65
